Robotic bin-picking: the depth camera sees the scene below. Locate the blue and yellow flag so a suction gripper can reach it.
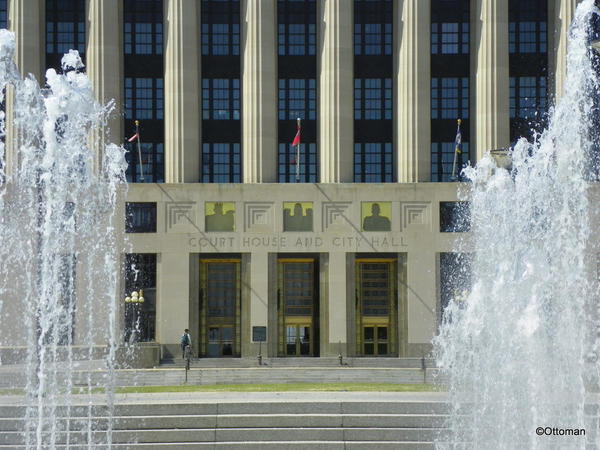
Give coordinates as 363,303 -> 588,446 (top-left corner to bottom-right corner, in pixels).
455,119 -> 462,155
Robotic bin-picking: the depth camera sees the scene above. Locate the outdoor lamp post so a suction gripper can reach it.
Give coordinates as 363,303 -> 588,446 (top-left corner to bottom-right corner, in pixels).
124,290 -> 145,342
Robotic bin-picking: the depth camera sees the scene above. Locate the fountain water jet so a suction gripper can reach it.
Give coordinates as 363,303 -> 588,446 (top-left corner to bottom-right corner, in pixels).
0,30 -> 126,447
435,1 -> 600,448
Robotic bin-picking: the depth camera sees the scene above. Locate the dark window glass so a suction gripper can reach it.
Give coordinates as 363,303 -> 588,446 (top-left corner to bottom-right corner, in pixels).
440,252 -> 472,322
125,142 -> 164,183
283,262 -> 314,316
207,262 -> 237,317
278,78 -> 316,120
125,77 -> 164,120
440,201 -> 471,232
124,253 -> 157,342
202,0 -> 240,56
202,143 -> 241,183
360,263 -> 390,316
124,0 -> 163,55
0,1 -> 7,29
431,77 -> 469,119
509,0 -> 547,54
354,0 -> 393,55
510,76 -> 547,119
354,143 -> 393,182
278,0 -> 316,56
354,78 -> 392,120
125,202 -> 157,233
46,0 -> 86,69
431,22 -> 469,55
431,142 -> 470,182
202,78 -> 240,120
278,142 -> 317,183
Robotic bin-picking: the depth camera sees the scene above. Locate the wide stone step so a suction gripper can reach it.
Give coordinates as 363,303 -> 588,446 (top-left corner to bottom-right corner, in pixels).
0,401 -> 450,418
0,442 -> 437,449
0,413 -> 449,431
0,427 -> 446,445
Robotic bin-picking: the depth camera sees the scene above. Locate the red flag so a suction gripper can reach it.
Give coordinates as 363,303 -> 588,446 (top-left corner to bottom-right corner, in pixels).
127,132 -> 139,143
292,122 -> 301,146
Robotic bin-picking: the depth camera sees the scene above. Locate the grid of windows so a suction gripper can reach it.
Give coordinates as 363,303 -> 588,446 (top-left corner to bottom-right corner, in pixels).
278,79 -> 316,120
431,22 -> 469,55
431,142 -> 470,182
202,143 -> 241,183
354,79 -> 392,120
278,0 -> 316,56
354,143 -> 393,183
46,0 -> 85,67
202,79 -> 240,120
0,1 -> 6,29
125,78 -> 164,120
202,0 -> 240,56
431,78 -> 469,120
354,0 -> 393,55
278,143 -> 318,183
125,143 -> 164,183
124,0 -> 163,55
510,76 -> 547,119
509,0 -> 547,54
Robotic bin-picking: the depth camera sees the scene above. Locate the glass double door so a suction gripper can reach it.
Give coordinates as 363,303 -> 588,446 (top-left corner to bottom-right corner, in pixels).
199,259 -> 241,357
356,259 -> 397,357
278,258 -> 319,356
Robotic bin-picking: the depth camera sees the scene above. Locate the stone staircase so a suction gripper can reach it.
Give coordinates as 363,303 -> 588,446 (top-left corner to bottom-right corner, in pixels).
0,399 -> 448,448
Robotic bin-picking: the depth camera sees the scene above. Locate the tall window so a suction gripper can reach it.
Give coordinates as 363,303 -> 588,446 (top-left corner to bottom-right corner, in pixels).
202,0 -> 240,56
46,0 -> 86,70
278,79 -> 316,120
431,78 -> 469,120
202,143 -> 241,183
354,143 -> 393,183
124,0 -> 164,183
354,78 -> 392,120
431,142 -> 470,182
278,143 -> 317,183
0,1 -> 6,29
354,0 -> 392,56
202,0 -> 241,182
431,0 -> 470,181
278,0 -> 318,182
509,0 -> 548,141
124,254 -> 157,342
202,78 -> 240,120
354,0 -> 393,182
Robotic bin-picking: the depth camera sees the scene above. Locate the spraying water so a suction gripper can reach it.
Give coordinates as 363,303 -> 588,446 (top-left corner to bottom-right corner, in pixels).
0,30 -> 126,447
435,1 -> 600,448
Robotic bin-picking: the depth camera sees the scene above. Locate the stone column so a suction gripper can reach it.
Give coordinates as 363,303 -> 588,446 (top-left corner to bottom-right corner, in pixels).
551,0 -> 578,102
326,251 -> 347,356
164,0 -> 201,183
407,251 -> 436,356
473,0 -> 510,161
6,0 -> 44,177
86,0 -> 123,172
395,0 -> 431,182
241,0 -> 277,183
248,251 -> 269,356
157,252 -> 190,357
318,0 -> 353,183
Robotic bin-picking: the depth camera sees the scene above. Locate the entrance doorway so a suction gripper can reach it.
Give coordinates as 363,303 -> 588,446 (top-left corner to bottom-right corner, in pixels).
355,259 -> 398,356
278,258 -> 319,356
199,259 -> 241,357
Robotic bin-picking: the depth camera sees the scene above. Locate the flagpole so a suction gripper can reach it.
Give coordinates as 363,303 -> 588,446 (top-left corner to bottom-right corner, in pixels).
451,118 -> 461,180
135,120 -> 145,182
295,118 -> 301,182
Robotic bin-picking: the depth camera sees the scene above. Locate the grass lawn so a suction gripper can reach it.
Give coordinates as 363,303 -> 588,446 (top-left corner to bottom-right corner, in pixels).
0,383 -> 443,395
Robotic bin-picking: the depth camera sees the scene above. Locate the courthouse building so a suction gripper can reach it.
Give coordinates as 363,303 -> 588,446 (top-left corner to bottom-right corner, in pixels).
2,0 -> 576,360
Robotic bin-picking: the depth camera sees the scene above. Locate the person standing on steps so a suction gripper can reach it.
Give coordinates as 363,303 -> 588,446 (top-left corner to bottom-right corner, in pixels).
180,329 -> 192,359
